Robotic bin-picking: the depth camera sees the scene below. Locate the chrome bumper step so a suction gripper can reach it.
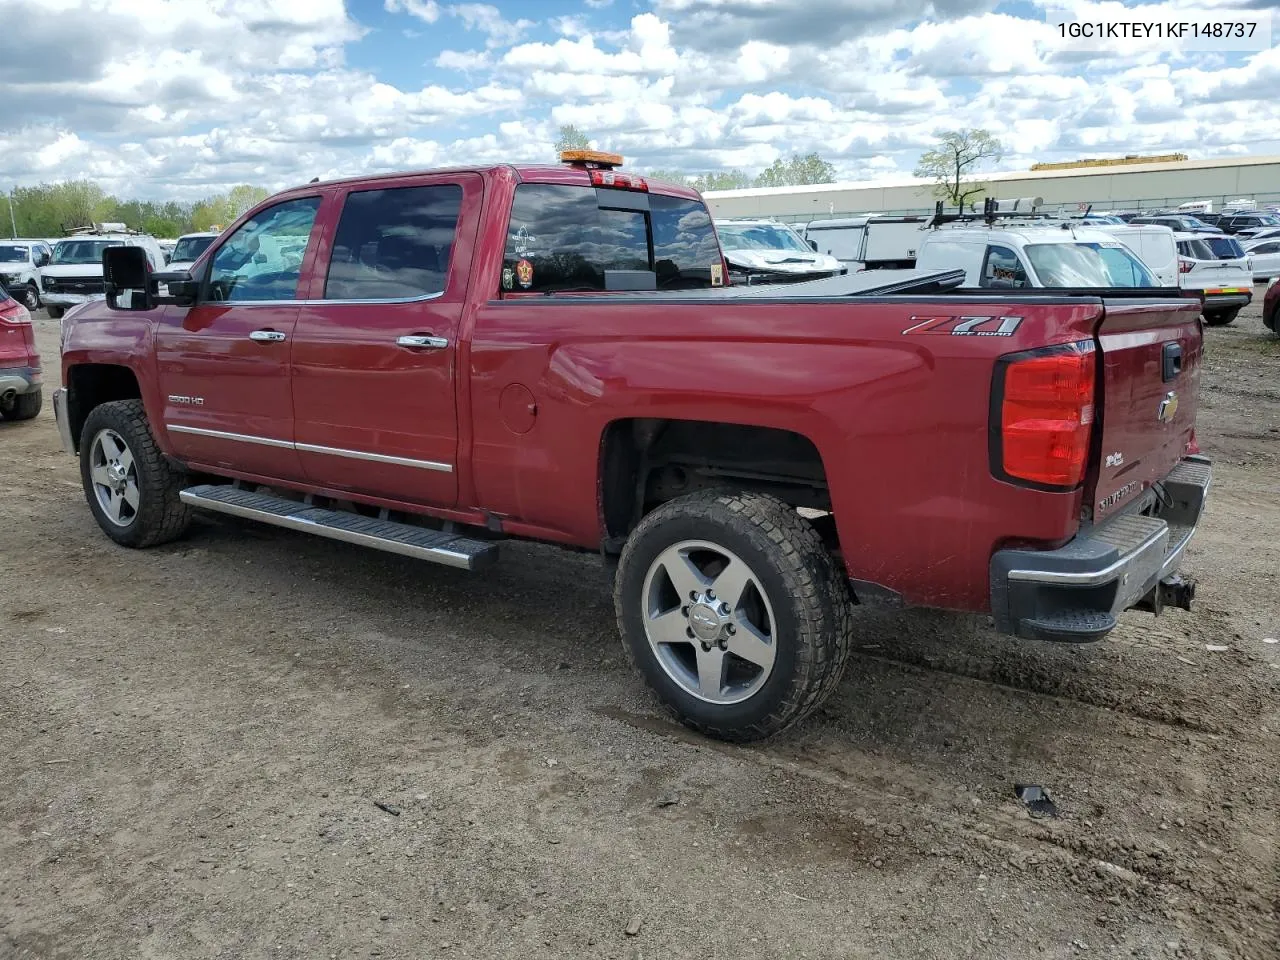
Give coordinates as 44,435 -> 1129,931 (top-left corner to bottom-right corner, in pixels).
179,484 -> 498,571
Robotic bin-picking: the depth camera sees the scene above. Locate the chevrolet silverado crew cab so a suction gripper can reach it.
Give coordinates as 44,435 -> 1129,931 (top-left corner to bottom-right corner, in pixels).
53,152 -> 1212,742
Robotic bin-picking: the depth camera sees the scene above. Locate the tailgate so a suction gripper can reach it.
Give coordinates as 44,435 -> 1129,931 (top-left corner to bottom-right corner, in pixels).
1089,298 -> 1202,521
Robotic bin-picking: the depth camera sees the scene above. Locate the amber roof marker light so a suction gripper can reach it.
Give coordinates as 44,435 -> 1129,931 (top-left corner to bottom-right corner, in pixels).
559,150 -> 624,169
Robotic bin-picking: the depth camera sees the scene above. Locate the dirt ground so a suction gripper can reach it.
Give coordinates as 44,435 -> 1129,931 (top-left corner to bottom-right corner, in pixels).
2,295 -> 1277,960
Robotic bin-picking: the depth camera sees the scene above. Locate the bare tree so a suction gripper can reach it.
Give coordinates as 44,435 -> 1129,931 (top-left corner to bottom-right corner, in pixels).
914,129 -> 1004,211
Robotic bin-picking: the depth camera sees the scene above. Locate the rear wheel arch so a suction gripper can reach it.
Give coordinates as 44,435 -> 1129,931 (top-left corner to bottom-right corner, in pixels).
597,417 -> 835,553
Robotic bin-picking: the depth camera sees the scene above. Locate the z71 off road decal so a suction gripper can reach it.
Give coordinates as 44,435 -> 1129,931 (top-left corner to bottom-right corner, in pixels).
902,315 -> 1023,337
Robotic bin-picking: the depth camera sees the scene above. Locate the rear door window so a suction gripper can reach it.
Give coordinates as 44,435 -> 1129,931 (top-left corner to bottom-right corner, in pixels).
324,184 -> 462,301
502,184 -> 720,293
980,245 -> 1028,287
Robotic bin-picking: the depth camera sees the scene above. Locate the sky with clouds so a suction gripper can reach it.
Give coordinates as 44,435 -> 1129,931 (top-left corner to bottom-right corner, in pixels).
0,0 -> 1274,199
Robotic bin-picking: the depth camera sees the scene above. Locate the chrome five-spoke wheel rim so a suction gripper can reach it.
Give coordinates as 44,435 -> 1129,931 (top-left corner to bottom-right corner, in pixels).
89,428 -> 140,527
641,540 -> 777,705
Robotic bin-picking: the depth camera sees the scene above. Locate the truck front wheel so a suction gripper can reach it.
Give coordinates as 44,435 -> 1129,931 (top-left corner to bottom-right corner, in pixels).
614,490 -> 854,742
79,399 -> 191,548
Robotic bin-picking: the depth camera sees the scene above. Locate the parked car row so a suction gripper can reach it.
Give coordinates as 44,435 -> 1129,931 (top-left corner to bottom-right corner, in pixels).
718,203 -> 1261,325
0,225 -> 220,318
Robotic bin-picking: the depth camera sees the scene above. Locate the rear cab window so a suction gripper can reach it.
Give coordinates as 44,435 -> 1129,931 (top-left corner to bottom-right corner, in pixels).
501,183 -> 722,293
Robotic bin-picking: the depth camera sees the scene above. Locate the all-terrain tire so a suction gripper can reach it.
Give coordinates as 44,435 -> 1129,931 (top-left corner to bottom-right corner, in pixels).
79,399 -> 191,547
45,305 -> 64,319
23,283 -> 40,310
1204,308 -> 1239,327
3,389 -> 42,420
614,490 -> 855,742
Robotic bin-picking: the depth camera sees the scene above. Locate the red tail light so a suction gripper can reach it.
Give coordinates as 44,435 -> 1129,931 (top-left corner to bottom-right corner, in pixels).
995,342 -> 1096,489
589,169 -> 648,192
1178,258 -> 1194,274
0,302 -> 32,325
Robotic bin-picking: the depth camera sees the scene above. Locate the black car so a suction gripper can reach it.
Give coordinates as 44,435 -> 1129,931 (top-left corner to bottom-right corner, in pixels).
1218,212 -> 1280,238
1130,214 -> 1224,234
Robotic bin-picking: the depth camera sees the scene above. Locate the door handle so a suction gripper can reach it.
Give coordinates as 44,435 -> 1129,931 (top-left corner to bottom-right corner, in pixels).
396,334 -> 449,349
249,330 -> 287,342
1162,341 -> 1182,381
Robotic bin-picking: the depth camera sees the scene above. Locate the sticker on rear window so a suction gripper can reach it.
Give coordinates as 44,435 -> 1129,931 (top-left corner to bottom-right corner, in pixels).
515,259 -> 534,288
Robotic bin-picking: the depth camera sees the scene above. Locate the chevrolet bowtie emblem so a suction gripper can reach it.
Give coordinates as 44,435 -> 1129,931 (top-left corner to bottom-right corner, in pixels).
1158,391 -> 1179,423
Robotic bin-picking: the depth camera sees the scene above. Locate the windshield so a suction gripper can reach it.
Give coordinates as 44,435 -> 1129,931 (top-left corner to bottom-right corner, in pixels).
52,239 -> 123,265
1184,218 -> 1216,230
1202,236 -> 1245,259
171,235 -> 215,262
716,223 -> 810,253
1025,241 -> 1156,287
0,245 -> 29,263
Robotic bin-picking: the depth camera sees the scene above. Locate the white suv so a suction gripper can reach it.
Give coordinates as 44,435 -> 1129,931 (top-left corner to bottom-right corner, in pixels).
41,225 -> 166,319
1173,232 -> 1252,326
0,240 -> 53,310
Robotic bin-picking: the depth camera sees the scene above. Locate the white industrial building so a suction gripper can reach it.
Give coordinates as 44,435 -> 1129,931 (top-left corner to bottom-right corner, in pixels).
703,154 -> 1280,223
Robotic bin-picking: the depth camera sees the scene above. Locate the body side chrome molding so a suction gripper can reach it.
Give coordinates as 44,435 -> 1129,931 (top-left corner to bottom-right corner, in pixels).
167,424 -> 294,449
165,423 -> 453,473
295,442 -> 452,472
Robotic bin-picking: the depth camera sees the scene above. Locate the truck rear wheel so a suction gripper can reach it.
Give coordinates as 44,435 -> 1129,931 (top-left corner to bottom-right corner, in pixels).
1204,308 -> 1238,327
79,399 -> 191,548
46,306 -> 64,319
614,490 -> 854,742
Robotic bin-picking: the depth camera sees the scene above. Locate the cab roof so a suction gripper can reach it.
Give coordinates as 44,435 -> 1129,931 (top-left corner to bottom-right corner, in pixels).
273,162 -> 705,204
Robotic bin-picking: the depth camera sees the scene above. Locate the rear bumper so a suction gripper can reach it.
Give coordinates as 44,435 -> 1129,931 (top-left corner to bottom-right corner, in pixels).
52,387 -> 75,454
1202,292 -> 1252,310
990,456 -> 1212,643
0,365 -> 40,397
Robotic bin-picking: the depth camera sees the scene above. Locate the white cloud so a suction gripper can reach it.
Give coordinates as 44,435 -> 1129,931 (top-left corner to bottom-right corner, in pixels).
449,3 -> 535,48
435,49 -> 493,71
0,0 -> 1276,201
384,0 -> 441,23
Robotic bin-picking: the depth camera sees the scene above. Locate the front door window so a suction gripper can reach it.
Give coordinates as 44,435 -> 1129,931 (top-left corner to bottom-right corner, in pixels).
206,197 -> 321,302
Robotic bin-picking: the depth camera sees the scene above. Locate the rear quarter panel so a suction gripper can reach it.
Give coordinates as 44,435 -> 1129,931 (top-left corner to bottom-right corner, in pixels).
468,294 -> 1109,610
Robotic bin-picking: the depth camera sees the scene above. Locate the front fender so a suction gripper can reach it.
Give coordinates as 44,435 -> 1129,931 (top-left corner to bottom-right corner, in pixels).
60,303 -> 168,453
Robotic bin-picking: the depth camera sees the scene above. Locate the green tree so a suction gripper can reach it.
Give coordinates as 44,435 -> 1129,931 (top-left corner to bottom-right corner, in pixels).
693,170 -> 753,192
914,129 -> 1004,211
646,168 -> 691,185
554,123 -> 591,157
226,184 -> 269,218
753,153 -> 836,188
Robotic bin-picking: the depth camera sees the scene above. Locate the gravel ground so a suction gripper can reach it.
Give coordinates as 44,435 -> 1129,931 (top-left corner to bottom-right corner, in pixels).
2,295 -> 1277,960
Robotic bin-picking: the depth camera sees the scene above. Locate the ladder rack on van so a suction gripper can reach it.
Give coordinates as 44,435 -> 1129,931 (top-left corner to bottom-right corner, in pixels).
924,198 -> 1054,230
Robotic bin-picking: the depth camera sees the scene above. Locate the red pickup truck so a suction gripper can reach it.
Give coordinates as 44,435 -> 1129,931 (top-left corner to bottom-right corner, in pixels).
53,152 -> 1212,741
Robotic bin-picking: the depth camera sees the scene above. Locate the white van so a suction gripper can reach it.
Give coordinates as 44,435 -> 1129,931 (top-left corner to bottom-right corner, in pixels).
804,216 -> 928,270
1093,224 -> 1179,287
41,225 -> 167,319
1173,231 -> 1252,326
914,223 -> 1160,289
